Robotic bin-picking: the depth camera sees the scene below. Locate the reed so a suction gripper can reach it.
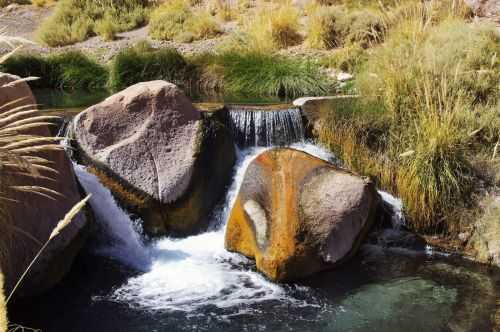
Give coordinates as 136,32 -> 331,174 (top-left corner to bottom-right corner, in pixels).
5,195 -> 90,304
0,32 -> 91,331
0,271 -> 6,332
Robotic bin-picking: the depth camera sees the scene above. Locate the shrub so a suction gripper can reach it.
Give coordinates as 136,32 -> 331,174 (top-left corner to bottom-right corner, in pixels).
149,0 -> 190,41
230,2 -> 301,52
345,9 -> 386,47
186,9 -> 222,40
208,0 -> 240,21
318,16 -> 499,232
320,43 -> 366,72
31,0 -> 47,7
149,0 -> 221,42
305,6 -> 346,49
1,51 -> 108,90
109,42 -> 197,91
305,6 -> 386,50
358,19 -> 499,115
36,0 -> 147,46
95,16 -> 119,41
211,51 -> 332,97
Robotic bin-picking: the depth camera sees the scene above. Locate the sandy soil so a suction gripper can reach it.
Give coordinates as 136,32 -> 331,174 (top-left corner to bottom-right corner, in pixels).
0,3 -> 240,62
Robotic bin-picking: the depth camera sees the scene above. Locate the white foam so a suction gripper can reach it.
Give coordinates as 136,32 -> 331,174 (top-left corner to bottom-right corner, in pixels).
108,146 -> 291,312
290,141 -> 338,163
378,191 -> 406,228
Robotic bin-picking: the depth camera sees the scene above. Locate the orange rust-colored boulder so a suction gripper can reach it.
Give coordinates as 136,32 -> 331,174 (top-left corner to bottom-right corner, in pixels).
225,148 -> 379,282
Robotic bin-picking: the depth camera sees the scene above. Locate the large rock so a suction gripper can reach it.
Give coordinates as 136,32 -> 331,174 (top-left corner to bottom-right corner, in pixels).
0,73 -> 88,298
73,81 -> 235,236
464,0 -> 499,20
467,194 -> 500,266
225,148 -> 379,281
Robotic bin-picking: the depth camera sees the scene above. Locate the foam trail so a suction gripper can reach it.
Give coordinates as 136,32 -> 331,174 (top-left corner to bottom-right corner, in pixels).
73,163 -> 151,270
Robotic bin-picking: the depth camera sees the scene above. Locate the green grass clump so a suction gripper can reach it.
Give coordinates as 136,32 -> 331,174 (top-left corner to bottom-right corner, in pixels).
109,42 -> 197,91
36,0 -> 147,46
149,0 -> 221,42
211,51 -> 332,97
1,51 -> 108,90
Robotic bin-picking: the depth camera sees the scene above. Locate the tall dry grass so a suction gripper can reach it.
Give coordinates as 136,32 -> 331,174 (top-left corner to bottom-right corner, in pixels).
0,271 -> 6,332
317,1 -> 499,233
227,1 -> 301,52
0,32 -> 90,331
149,0 -> 221,42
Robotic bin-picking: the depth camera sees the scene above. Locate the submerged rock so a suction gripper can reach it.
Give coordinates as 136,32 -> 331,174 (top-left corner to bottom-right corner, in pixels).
0,73 -> 88,298
73,81 -> 235,236
225,148 -> 379,281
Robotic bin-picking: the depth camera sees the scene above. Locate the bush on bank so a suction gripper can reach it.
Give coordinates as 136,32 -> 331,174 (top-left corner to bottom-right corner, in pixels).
108,42 -> 198,91
36,0 -> 148,46
317,6 -> 499,233
1,51 -> 108,90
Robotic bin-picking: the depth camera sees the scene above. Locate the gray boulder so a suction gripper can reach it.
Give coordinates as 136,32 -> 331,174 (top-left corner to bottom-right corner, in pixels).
73,81 -> 235,236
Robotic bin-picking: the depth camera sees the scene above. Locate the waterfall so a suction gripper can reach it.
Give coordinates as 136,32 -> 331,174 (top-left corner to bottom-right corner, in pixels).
226,106 -> 306,147
73,164 -> 151,271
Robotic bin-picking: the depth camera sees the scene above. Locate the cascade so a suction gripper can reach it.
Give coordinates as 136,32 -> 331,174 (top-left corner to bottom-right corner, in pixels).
66,111 -> 406,313
225,106 -> 306,147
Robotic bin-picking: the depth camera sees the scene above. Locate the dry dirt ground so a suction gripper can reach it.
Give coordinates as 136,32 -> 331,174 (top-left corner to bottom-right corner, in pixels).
1,2 -> 498,63
0,3 -> 241,62
0,3 -> 336,62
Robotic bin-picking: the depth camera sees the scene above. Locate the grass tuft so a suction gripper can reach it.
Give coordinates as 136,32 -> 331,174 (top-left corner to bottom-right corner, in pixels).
305,6 -> 346,49
149,0 -> 221,42
36,0 -> 147,46
0,51 -> 108,90
212,51 -> 332,97
228,2 -> 301,52
108,42 -> 197,91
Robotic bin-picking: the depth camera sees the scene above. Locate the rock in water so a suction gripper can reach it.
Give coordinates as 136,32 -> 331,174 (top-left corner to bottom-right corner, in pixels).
0,73 -> 88,298
73,81 -> 235,236
225,148 -> 379,281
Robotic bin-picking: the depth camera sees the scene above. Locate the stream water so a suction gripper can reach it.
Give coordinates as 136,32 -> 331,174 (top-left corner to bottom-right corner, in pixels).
9,102 -> 500,332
